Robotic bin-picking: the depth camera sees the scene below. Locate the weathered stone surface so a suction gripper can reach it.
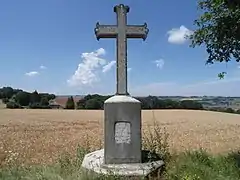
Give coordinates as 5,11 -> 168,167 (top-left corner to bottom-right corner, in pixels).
81,149 -> 164,177
94,4 -> 148,95
104,95 -> 142,164
81,4 -> 164,178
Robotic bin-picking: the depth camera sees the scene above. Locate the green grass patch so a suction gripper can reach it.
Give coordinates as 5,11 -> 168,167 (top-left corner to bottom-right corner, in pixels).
164,150 -> 240,180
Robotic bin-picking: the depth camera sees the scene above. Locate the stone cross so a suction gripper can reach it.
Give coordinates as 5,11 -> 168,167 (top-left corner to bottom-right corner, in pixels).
94,4 -> 149,95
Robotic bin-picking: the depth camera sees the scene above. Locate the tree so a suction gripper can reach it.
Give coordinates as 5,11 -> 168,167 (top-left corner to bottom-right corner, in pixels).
85,98 -> 102,109
191,0 -> 240,78
225,107 -> 235,113
6,101 -> 22,109
180,100 -> 203,110
40,96 -> 49,106
30,90 -> 41,104
15,91 -> 31,106
76,99 -> 86,109
0,87 -> 14,99
65,96 -> 75,109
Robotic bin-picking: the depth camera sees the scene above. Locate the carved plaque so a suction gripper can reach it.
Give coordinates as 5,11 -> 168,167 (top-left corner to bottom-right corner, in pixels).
115,122 -> 131,144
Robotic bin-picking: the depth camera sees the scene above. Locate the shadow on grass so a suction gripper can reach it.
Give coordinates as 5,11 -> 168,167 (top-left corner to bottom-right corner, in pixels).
228,151 -> 240,168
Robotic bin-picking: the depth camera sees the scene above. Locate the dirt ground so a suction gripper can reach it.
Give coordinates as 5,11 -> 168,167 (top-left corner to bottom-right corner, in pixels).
0,109 -> 240,165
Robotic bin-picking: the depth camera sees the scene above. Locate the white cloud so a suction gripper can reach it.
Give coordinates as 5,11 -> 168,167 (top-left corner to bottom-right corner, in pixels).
167,25 -> 193,44
154,59 -> 165,69
40,65 -> 47,69
25,71 -> 39,77
102,61 -> 132,73
102,60 -> 116,73
67,48 -> 108,87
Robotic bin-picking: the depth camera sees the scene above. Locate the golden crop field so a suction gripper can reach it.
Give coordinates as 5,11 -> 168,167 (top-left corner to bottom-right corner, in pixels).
0,109 -> 240,165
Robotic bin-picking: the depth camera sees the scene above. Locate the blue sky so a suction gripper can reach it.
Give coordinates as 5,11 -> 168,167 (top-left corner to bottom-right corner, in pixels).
0,0 -> 240,96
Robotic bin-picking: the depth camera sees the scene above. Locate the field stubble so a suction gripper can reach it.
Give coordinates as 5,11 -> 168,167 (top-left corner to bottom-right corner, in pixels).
0,109 -> 240,165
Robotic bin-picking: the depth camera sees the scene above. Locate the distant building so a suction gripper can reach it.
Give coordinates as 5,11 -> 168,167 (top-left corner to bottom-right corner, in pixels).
48,96 -> 83,109
48,100 -> 64,109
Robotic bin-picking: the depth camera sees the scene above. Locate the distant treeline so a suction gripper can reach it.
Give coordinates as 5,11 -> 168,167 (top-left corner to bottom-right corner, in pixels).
0,87 -> 55,109
1,86 -> 240,114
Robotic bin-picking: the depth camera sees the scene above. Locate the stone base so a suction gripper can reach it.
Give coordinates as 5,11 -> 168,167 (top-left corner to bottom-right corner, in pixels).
81,149 -> 164,177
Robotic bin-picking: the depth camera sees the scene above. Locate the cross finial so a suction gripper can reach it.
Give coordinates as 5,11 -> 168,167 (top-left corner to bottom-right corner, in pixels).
114,4 -> 129,13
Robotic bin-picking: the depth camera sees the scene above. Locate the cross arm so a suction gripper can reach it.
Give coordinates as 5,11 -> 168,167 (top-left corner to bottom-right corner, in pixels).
126,23 -> 149,40
94,22 -> 118,40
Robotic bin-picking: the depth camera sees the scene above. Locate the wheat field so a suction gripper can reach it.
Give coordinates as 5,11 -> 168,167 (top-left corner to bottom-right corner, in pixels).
0,109 -> 240,165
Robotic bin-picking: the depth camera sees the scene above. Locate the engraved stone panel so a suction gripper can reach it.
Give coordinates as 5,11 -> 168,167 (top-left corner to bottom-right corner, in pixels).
115,122 -> 131,144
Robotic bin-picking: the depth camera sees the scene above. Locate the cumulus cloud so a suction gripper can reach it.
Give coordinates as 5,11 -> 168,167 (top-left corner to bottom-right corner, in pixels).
102,60 -> 116,73
67,48 -> 108,87
167,25 -> 193,44
25,71 -> 39,77
154,59 -> 165,69
127,67 -> 132,72
40,65 -> 47,69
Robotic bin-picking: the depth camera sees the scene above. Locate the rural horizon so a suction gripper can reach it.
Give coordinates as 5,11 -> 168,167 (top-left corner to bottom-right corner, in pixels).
1,0 -> 240,179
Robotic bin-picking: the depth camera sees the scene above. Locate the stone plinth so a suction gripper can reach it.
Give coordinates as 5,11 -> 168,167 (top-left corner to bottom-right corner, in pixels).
104,95 -> 142,164
81,149 -> 164,177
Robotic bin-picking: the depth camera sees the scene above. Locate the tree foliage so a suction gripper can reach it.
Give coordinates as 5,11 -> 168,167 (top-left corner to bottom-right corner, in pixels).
191,0 -> 240,71
0,87 -> 55,108
65,96 -> 75,109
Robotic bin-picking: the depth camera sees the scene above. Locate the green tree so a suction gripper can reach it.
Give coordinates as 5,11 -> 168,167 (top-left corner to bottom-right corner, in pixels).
65,96 -> 75,109
225,107 -> 235,113
236,109 -> 240,114
15,91 -> 31,106
6,101 -> 22,109
85,98 -> 102,109
180,100 -> 204,110
191,0 -> 240,78
76,99 -> 85,109
40,96 -> 49,106
0,87 -> 14,99
30,90 -> 41,103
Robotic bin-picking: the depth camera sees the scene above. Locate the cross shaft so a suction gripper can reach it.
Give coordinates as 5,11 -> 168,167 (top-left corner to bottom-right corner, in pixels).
94,4 -> 148,95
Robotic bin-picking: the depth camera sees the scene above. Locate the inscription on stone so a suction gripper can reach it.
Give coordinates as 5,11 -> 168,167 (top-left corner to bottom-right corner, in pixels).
115,122 -> 131,144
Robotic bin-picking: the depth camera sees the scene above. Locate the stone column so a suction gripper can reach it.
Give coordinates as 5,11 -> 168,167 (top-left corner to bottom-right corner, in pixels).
104,95 -> 142,164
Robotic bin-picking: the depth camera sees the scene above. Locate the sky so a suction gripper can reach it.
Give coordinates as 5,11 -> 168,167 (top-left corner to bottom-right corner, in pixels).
0,0 -> 240,96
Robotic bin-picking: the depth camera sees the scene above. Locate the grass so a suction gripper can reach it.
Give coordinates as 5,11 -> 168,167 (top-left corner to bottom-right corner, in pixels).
165,150 -> 240,180
0,109 -> 240,179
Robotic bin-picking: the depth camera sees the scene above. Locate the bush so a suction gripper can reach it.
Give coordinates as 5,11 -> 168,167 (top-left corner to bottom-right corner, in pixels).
6,101 -> 22,109
165,150 -> 240,180
65,96 -> 75,109
29,103 -> 51,109
236,109 -> 240,114
142,112 -> 170,162
225,107 -> 235,113
2,98 -> 9,104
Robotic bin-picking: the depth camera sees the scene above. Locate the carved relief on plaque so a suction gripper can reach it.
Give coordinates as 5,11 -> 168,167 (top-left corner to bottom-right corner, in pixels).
114,122 -> 131,144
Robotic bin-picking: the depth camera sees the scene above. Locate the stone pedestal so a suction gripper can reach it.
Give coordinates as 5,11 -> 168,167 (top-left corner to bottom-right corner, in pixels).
81,149 -> 164,177
104,95 -> 142,164
81,95 -> 165,177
